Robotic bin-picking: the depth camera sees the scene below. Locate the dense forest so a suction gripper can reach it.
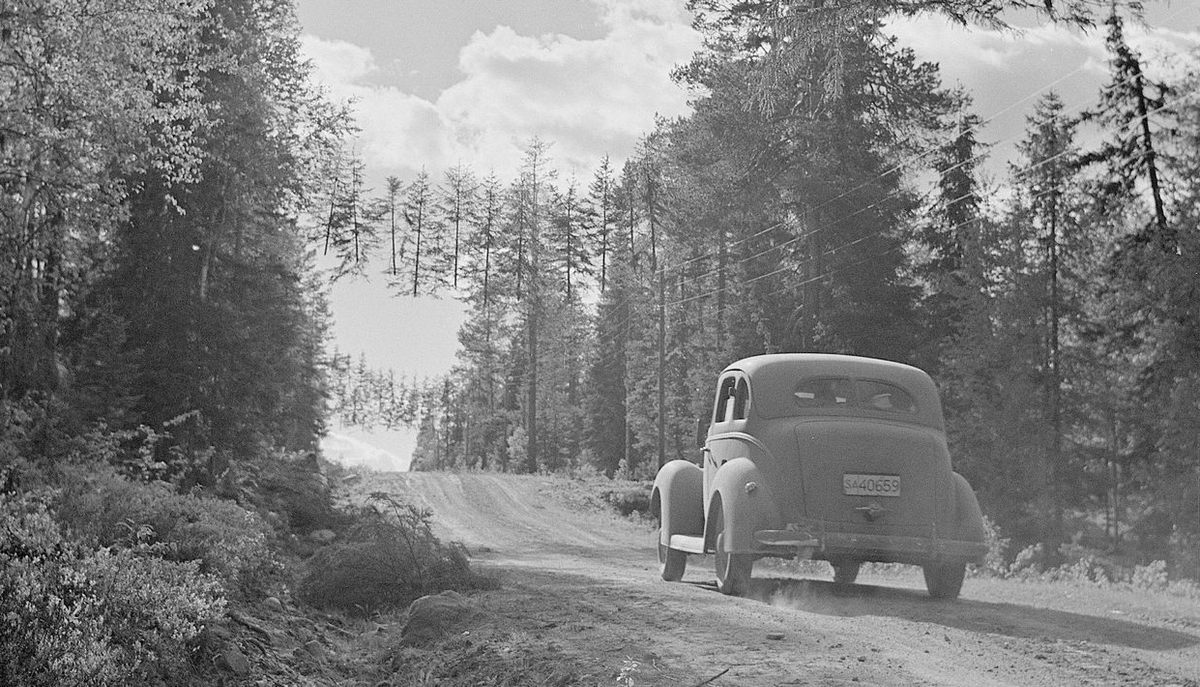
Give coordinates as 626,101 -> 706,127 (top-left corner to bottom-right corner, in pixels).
326,3 -> 1200,578
2,0 -> 1199,680
0,0 -> 359,682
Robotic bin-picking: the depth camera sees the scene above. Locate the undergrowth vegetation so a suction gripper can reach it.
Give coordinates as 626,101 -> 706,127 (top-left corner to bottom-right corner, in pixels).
299,492 -> 496,615
0,488 -> 226,686
965,514 -> 1200,597
0,405 -> 494,685
53,463 -> 277,598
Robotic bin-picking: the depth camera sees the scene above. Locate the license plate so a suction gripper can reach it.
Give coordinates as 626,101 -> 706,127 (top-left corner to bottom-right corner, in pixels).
843,474 -> 901,497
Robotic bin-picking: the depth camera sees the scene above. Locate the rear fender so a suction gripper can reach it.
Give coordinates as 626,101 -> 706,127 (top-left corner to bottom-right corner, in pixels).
652,460 -> 704,547
705,457 -> 780,554
950,472 -> 986,544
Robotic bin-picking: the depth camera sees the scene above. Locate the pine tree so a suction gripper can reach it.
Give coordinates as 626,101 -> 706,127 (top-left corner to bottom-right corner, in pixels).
915,103 -> 988,371
438,165 -> 479,291
401,171 -> 436,297
324,151 -> 382,281
585,156 -> 617,293
384,176 -> 405,277
686,0 -> 1120,113
548,181 -> 593,300
1083,7 -> 1171,247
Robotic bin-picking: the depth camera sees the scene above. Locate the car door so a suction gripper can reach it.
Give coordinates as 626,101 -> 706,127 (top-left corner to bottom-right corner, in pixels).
703,372 -> 750,512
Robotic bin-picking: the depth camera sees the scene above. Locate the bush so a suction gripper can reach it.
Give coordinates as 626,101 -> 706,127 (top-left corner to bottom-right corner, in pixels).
0,490 -> 225,686
602,484 -> 651,517
1130,560 -> 1169,592
299,493 -> 496,615
54,462 -> 275,597
224,449 -> 341,533
1053,551 -> 1114,585
972,515 -> 1011,577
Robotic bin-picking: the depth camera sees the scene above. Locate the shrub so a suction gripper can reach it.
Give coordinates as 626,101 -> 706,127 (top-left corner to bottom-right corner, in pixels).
1009,542 -> 1046,577
224,449 -> 341,533
0,490 -> 225,686
54,463 -> 275,597
299,493 -> 496,615
602,484 -> 652,517
1130,560 -> 1169,592
1053,552 -> 1113,585
974,515 -> 1011,577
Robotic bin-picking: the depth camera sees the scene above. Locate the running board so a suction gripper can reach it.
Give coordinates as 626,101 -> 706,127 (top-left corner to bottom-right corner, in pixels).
668,534 -> 706,554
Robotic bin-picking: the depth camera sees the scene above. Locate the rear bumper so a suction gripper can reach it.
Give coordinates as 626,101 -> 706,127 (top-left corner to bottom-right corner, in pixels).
753,527 -> 987,565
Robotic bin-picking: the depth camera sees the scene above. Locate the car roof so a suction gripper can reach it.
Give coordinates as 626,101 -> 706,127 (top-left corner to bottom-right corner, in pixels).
722,354 -> 944,430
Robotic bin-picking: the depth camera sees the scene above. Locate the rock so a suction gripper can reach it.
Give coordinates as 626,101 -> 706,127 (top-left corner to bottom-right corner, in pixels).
400,591 -> 475,646
304,639 -> 329,659
262,596 -> 284,613
219,646 -> 251,676
309,529 -> 336,545
343,473 -> 362,485
767,632 -> 785,641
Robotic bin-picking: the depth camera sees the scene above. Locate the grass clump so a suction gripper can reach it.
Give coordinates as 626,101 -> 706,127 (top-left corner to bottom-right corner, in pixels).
299,492 -> 495,615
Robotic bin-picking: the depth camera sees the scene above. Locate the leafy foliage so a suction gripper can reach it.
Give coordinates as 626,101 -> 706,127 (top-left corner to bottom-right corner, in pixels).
0,489 -> 225,686
53,462 -> 276,598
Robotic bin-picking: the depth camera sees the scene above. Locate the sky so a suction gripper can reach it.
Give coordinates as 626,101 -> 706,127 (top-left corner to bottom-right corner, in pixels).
298,0 -> 1200,469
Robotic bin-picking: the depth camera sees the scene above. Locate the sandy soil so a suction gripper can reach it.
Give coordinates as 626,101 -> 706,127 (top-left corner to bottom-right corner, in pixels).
356,471 -> 1200,687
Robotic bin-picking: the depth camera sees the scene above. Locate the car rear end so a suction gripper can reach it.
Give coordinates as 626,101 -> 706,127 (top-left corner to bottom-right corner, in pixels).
786,418 -> 982,566
739,355 -> 987,568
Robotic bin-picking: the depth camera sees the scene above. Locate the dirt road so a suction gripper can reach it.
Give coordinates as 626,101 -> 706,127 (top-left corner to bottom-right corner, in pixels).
363,471 -> 1200,686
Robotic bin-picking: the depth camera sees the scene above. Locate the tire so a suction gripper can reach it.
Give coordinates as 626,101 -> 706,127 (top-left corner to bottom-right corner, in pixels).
832,561 -> 861,585
715,533 -> 752,595
657,529 -> 686,582
714,528 -> 753,596
923,561 -> 966,600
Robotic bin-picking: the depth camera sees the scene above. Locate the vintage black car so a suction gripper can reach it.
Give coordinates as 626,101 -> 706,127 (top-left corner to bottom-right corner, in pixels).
652,354 -> 988,598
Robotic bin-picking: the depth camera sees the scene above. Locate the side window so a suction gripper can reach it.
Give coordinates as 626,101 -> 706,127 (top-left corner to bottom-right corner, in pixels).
713,376 -> 738,423
732,377 -> 750,420
857,380 -> 917,414
793,377 -> 855,409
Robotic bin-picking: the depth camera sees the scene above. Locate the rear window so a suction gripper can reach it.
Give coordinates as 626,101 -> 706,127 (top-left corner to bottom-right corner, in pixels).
793,378 -> 917,415
793,378 -> 855,408
858,380 -> 917,414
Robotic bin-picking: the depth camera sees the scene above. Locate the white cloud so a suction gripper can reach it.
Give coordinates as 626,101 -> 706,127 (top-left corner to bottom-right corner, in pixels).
884,14 -> 1200,178
300,0 -> 700,183
889,14 -> 1200,88
301,35 -> 378,85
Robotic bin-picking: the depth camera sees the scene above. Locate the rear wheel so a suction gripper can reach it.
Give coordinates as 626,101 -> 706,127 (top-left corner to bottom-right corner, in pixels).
715,533 -> 752,595
712,505 -> 753,596
657,530 -> 686,582
832,561 -> 861,585
923,561 -> 966,600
